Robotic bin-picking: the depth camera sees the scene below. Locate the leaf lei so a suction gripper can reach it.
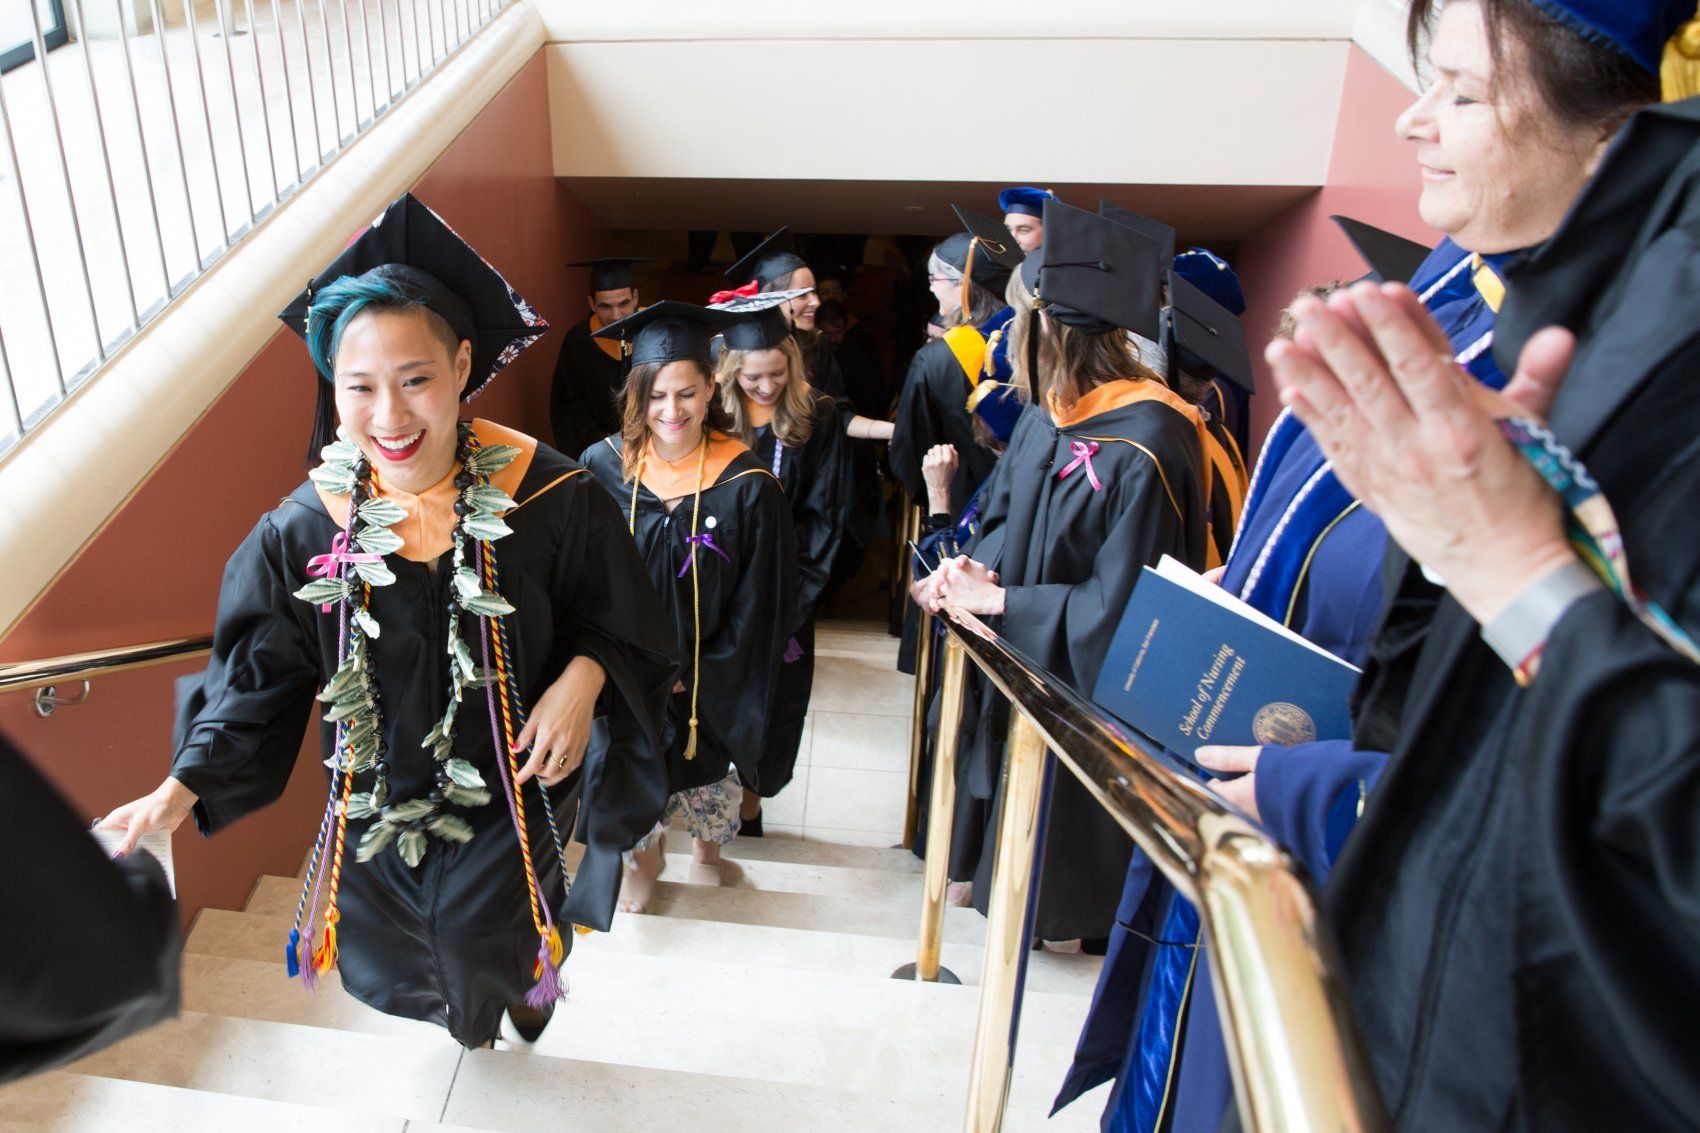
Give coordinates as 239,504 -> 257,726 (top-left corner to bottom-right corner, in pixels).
292,425 -> 523,870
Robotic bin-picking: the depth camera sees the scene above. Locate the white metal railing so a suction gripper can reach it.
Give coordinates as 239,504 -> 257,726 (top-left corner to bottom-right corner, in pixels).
0,0 -> 511,452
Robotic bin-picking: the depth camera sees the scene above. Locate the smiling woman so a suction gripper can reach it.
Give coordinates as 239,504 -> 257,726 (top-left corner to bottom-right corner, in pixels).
94,194 -> 680,1051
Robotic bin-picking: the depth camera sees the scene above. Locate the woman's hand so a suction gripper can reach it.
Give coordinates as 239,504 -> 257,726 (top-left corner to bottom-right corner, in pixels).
514,655 -> 606,786
937,555 -> 1004,616
921,444 -> 959,515
1194,745 -> 1262,821
99,777 -> 199,857
911,567 -> 947,613
1270,282 -> 1578,626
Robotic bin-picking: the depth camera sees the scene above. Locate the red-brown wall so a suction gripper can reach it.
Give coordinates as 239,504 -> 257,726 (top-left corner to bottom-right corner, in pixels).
1234,46 -> 1440,445
0,51 -> 608,927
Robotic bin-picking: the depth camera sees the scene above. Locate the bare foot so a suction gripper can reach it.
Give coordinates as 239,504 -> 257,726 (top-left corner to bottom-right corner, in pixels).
618,833 -> 666,914
688,838 -> 726,885
946,880 -> 972,907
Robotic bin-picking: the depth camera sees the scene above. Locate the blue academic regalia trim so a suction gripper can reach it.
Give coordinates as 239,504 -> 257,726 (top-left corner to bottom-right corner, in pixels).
1055,236 -> 1517,1133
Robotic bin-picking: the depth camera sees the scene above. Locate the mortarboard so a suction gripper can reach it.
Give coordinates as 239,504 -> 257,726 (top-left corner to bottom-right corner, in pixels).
1172,248 -> 1246,316
950,204 -> 1025,294
1099,202 -> 1176,268
1330,215 -> 1433,284
1166,271 -> 1253,392
998,186 -> 1058,218
279,193 -> 548,400
709,289 -> 812,352
724,227 -> 808,290
1020,199 -> 1164,340
592,301 -> 743,368
568,257 -> 650,293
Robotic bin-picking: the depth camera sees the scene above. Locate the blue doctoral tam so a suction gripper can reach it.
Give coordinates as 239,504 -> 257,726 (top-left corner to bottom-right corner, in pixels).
998,186 -> 1058,218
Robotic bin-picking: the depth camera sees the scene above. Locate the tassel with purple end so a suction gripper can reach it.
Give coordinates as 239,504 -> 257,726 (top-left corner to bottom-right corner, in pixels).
525,924 -> 565,1009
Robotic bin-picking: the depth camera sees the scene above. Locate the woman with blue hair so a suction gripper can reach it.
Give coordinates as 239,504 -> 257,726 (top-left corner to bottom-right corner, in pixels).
98,195 -> 679,1050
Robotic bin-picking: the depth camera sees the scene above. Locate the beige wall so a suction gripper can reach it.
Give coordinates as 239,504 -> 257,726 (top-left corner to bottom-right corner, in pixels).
547,38 -> 1349,188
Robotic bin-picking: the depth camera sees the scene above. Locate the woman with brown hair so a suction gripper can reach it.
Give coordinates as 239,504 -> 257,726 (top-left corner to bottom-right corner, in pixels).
579,302 -> 797,912
711,299 -> 852,829
917,200 -> 1214,947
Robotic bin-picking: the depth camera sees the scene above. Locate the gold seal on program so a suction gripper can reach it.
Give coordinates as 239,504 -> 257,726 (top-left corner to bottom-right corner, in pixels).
1252,702 -> 1317,746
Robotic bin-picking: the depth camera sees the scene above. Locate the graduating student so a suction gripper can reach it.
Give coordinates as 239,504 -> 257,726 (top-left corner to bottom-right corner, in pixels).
889,207 -> 1022,518
919,200 -> 1212,944
549,257 -> 648,457
3,732 -> 179,1084
98,195 -> 679,1050
1171,247 -> 1256,460
579,303 -> 797,910
725,227 -> 894,443
998,185 -> 1057,253
710,295 -> 852,827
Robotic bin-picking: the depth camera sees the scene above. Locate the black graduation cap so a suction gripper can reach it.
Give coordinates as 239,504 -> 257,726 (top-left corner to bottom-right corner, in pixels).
952,205 -> 1025,270
1330,215 -> 1432,284
1020,200 -> 1164,340
593,301 -> 744,367
710,289 -> 809,352
724,227 -> 808,290
1099,202 -> 1176,269
568,257 -> 650,293
279,194 -> 548,400
1166,272 -> 1253,391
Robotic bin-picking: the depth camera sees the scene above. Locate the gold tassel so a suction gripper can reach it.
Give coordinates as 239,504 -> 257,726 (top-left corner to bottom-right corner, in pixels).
1662,13 -> 1700,102
960,239 -> 979,324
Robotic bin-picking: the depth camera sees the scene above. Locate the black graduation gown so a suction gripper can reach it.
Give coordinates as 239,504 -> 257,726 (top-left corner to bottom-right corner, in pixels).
747,393 -> 854,796
889,337 -> 998,516
171,438 -> 678,1048
1,733 -> 180,1083
1322,99 -> 1700,1132
961,386 -> 1209,941
549,318 -> 626,458
580,436 -> 798,796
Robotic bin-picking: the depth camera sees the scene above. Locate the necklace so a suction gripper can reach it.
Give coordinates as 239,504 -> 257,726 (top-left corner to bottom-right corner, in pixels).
630,431 -> 710,761
285,422 -> 567,1004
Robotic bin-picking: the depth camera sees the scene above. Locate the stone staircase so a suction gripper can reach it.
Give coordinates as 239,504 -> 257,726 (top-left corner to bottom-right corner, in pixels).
0,623 -> 1111,1131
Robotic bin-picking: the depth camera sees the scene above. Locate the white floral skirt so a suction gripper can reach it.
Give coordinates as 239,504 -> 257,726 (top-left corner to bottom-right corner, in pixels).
629,766 -> 743,854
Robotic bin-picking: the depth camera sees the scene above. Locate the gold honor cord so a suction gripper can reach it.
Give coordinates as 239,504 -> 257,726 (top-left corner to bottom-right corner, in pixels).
628,432 -> 711,761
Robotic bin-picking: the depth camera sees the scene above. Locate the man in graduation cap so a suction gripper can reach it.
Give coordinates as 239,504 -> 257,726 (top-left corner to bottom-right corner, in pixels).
99,194 -> 678,1050
549,257 -> 649,458
998,186 -> 1056,253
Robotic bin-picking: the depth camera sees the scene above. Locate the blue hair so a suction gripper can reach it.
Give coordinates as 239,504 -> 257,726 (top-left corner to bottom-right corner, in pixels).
306,272 -> 441,380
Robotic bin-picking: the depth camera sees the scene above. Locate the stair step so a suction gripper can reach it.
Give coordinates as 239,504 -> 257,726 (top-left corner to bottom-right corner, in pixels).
638,879 -> 986,941
0,1071 -> 408,1132
294,831 -> 925,881
177,950 -> 1093,1113
55,1011 -> 461,1122
188,907 -> 1103,997
181,944 -> 1091,1048
442,1046 -> 1096,1133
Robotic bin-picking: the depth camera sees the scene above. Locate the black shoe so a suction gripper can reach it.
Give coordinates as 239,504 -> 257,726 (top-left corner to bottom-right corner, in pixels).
741,811 -> 764,838
506,1000 -> 555,1043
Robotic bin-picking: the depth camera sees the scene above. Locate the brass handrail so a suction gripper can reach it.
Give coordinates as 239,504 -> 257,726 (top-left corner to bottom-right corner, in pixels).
901,503 -> 934,849
915,609 -> 1387,1133
0,635 -> 214,695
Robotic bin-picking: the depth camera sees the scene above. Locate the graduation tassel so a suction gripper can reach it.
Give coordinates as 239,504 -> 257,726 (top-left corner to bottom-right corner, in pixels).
526,924 -> 565,1009
311,907 -> 341,974
285,929 -> 302,979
